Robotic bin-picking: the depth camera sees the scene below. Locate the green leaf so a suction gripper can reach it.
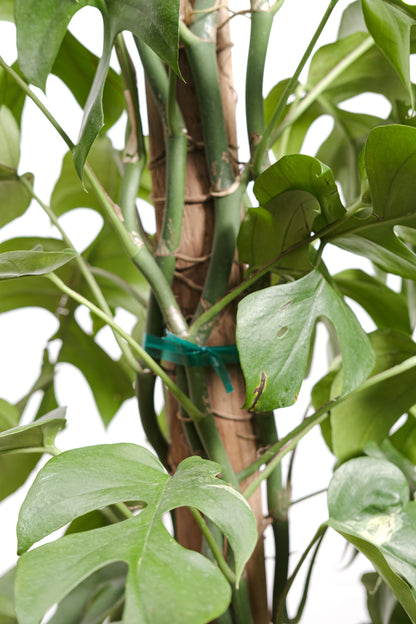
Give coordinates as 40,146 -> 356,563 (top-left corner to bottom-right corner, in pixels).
57,317 -> 134,426
0,237 -> 73,312
0,63 -> 26,126
330,345 -> 416,463
330,125 -> 416,279
52,31 -> 124,132
15,1 -> 180,89
0,567 -> 17,624
0,248 -> 76,279
333,269 -> 411,334
362,572 -> 412,624
16,445 -> 257,624
237,196 -> 315,275
362,0 -> 415,108
365,439 -> 416,496
328,456 -> 416,622
0,0 -> 13,21
306,31 -> 408,105
50,136 -> 121,217
0,401 -> 40,502
391,415 -> 416,465
15,0 -> 180,174
236,268 -> 374,411
48,563 -> 127,624
316,110 -> 385,204
83,224 -> 149,317
0,106 -> 31,227
253,154 -> 345,228
0,407 -> 66,454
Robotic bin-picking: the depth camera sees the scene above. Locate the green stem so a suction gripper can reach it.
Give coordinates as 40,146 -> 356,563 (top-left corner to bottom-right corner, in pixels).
115,34 -> 147,232
251,0 -> 341,178
0,54 -> 187,337
46,272 -> 203,423
246,5 -> 274,163
19,176 -> 142,374
241,404 -> 331,494
83,164 -> 188,336
274,525 -> 327,623
88,266 -> 148,309
255,413 -> 289,621
190,507 -> 236,585
0,56 -> 74,150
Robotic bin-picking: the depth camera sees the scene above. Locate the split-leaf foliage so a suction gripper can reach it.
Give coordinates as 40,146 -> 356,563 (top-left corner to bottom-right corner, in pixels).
2,0 -> 416,622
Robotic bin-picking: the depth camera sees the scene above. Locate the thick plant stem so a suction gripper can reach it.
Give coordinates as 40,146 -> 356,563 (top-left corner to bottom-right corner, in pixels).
255,413 -> 290,621
180,16 -> 244,322
134,44 -> 188,466
251,0 -> 341,178
246,4 -> 274,164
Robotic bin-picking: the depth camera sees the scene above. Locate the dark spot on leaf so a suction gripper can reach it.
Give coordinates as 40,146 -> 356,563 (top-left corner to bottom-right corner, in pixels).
277,326 -> 288,338
279,300 -> 294,312
248,371 -> 267,412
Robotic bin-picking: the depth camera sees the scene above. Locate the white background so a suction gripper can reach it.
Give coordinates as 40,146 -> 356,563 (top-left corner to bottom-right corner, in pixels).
0,1 -> 413,622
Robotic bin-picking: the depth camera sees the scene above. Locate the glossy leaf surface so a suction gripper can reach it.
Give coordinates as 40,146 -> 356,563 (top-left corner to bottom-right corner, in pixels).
0,407 -> 66,454
236,269 -> 374,411
328,457 -> 416,622
362,0 -> 415,107
0,248 -> 75,279
16,445 -> 257,624
331,125 -> 416,278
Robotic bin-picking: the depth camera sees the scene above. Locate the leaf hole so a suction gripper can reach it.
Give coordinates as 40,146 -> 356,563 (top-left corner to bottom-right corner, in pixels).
279,300 -> 294,312
277,326 -> 288,338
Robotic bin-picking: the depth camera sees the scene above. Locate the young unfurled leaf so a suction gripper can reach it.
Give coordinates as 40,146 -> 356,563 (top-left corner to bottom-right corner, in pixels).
15,444 -> 257,624
328,456 -> 416,622
236,268 -> 374,411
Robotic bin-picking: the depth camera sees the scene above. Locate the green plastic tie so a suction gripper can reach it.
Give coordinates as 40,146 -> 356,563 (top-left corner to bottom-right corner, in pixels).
143,331 -> 239,393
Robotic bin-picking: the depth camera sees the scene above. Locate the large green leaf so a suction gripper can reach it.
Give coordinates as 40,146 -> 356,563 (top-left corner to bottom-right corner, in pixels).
330,125 -> 416,279
0,62 -> 26,125
15,0 -> 180,175
15,444 -> 257,624
330,348 -> 416,462
239,155 -> 345,274
327,456 -> 416,622
333,269 -> 411,334
236,268 -> 374,411
307,30 -> 408,105
58,317 -> 134,426
48,562 -> 127,624
362,0 -> 416,108
0,248 -> 76,279
52,31 -> 124,132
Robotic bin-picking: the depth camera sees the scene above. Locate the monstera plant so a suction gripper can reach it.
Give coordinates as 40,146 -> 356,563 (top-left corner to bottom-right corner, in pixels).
1,0 -> 416,622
